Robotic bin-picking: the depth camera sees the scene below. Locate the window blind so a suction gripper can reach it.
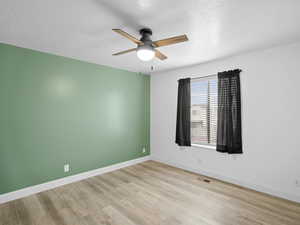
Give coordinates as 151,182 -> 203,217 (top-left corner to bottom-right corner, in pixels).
191,76 -> 218,146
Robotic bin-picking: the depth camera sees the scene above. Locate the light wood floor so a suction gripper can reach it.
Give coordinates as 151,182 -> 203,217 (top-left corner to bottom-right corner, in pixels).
1,160 -> 300,225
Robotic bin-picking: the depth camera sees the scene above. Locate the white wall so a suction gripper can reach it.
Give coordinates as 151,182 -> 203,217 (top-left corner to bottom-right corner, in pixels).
151,42 -> 300,203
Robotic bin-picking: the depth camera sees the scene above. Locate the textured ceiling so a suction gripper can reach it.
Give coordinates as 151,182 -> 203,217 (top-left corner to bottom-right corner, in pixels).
1,0 -> 300,73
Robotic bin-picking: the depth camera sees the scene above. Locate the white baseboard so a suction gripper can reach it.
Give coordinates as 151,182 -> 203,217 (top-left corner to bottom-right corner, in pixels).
3,155 -> 299,204
0,156 -> 150,204
151,156 -> 300,203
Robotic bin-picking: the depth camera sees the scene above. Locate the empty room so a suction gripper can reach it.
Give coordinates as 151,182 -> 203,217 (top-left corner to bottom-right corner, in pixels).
1,0 -> 300,224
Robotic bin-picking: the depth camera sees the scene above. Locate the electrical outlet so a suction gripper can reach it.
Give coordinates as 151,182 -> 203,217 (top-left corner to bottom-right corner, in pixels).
296,180 -> 300,187
142,147 -> 146,153
64,164 -> 70,173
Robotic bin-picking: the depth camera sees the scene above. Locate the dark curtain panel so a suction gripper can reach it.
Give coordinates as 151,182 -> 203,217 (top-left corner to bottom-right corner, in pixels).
176,78 -> 191,146
217,69 -> 242,154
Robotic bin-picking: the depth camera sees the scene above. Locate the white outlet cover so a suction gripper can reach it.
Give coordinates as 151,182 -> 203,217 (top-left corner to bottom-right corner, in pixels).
142,147 -> 146,153
64,164 -> 70,172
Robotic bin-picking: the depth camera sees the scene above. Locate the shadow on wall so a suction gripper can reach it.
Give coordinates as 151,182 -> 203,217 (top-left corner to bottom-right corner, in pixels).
93,0 -> 143,30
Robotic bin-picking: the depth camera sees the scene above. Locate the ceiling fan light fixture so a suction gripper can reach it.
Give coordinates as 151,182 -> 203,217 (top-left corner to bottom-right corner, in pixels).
112,28 -> 188,61
136,45 -> 155,61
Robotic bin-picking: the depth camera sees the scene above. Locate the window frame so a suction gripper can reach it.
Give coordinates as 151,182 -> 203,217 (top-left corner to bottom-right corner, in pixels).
190,75 -> 218,149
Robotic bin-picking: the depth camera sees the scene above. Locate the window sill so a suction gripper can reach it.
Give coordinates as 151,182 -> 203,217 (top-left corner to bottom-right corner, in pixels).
191,144 -> 216,150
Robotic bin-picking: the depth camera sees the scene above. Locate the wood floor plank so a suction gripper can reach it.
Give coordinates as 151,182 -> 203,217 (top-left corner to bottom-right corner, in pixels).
136,163 -> 298,225
145,161 -> 300,221
1,160 -> 300,225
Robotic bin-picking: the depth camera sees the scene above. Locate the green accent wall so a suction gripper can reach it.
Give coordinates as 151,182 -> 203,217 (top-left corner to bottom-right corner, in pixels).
0,43 -> 150,194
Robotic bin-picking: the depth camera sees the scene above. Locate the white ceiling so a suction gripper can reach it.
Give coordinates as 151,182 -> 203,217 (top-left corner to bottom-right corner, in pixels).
1,0 -> 300,73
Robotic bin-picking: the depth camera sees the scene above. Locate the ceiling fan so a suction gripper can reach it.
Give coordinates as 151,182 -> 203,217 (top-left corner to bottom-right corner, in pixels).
112,28 -> 188,61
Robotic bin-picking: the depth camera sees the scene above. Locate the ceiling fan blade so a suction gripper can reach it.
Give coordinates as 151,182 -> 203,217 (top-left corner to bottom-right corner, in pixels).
112,29 -> 142,45
112,48 -> 137,56
155,50 -> 167,60
153,34 -> 188,47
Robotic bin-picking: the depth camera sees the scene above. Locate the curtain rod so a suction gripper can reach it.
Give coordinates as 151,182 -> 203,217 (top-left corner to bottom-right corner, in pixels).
191,74 -> 217,80
180,69 -> 242,81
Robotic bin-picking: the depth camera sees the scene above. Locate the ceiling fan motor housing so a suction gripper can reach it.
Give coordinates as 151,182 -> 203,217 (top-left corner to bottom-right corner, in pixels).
139,28 -> 153,46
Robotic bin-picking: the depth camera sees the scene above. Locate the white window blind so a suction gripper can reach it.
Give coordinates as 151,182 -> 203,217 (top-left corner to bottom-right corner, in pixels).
191,76 -> 218,146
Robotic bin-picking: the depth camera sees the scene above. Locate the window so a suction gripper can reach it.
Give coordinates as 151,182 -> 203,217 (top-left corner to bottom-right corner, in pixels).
191,76 -> 218,147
